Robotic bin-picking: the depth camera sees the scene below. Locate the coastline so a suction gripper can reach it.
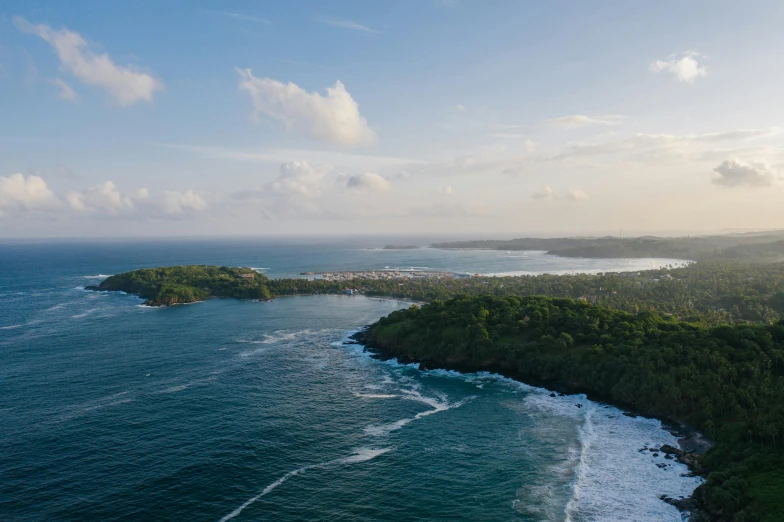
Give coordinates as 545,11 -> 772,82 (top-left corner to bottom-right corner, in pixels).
350,327 -> 710,520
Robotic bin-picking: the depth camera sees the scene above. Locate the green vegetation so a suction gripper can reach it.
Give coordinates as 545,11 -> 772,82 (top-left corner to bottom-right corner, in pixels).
90,261 -> 784,517
91,262 -> 784,326
432,231 -> 784,261
356,261 -> 784,326
90,265 -> 272,305
364,295 -> 784,521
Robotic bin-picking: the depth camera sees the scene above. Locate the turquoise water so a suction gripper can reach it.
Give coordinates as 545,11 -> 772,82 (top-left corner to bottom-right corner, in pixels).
0,240 -> 700,521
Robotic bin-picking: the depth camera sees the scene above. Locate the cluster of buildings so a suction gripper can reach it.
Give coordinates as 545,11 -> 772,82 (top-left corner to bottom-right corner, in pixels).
310,270 -> 458,282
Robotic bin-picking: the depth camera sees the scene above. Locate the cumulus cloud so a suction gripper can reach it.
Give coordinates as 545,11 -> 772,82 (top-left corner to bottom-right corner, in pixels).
547,115 -> 624,129
712,160 -> 776,188
66,181 -> 134,213
650,52 -> 707,84
532,186 -> 587,202
51,78 -> 77,101
14,17 -> 163,105
162,190 -> 208,214
269,161 -> 328,197
231,161 -> 338,219
344,172 -> 390,192
236,69 -> 376,146
0,173 -> 58,214
232,161 -> 330,205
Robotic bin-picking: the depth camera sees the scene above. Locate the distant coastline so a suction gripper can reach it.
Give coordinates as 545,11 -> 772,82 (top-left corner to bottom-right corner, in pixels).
430,232 -> 784,262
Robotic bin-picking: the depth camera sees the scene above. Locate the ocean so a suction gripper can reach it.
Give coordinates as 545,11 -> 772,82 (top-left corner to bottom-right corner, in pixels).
0,239 -> 700,521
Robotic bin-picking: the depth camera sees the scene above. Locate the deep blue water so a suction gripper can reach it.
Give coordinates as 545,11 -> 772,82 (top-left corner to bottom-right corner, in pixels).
0,240 -> 700,521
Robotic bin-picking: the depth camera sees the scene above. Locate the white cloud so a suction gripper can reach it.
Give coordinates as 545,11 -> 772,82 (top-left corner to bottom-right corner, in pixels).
439,185 -> 455,196
320,17 -> 378,34
231,161 -> 336,220
650,52 -> 707,84
269,161 -> 328,198
344,172 -> 390,192
51,78 -> 76,101
162,190 -> 208,214
236,69 -> 376,146
14,17 -> 163,105
547,115 -> 624,129
532,186 -> 587,202
712,160 -> 776,188
0,173 -> 57,214
67,181 -> 134,213
67,182 -> 207,217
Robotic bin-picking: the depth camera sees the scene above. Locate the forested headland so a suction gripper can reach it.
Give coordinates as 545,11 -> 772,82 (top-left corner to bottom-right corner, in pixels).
363,295 -> 784,521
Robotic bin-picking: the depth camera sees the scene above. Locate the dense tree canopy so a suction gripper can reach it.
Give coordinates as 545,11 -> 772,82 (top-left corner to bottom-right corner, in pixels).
365,295 -> 784,521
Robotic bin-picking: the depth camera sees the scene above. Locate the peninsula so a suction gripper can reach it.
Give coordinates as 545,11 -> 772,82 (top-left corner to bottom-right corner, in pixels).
362,295 -> 784,521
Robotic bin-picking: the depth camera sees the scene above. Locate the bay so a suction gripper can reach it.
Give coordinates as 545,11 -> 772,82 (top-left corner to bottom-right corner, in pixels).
0,240 -> 699,521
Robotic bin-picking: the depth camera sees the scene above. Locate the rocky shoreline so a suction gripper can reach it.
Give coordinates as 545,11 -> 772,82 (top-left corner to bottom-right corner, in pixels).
348,327 -> 710,520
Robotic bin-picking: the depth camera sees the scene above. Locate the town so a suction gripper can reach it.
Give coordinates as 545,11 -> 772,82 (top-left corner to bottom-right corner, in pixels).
301,269 -> 470,282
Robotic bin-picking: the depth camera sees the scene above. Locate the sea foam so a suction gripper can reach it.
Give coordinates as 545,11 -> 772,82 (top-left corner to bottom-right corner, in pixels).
218,447 -> 391,522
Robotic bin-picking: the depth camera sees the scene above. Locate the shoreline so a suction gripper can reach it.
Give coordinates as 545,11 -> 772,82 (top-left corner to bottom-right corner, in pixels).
350,327 -> 710,520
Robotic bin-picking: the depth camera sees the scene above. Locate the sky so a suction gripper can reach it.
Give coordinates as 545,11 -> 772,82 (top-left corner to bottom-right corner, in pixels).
2,0 -> 784,238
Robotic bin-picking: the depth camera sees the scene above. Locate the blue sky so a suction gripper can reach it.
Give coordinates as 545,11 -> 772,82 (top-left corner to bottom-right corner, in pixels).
2,1 -> 784,237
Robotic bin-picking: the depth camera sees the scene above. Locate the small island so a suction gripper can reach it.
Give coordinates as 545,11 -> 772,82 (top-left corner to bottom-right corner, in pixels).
382,244 -> 420,250
87,265 -> 276,306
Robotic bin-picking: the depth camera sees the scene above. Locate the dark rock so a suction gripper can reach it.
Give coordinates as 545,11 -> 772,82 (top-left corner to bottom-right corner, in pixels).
677,432 -> 712,455
550,392 -> 557,397
660,444 -> 684,456
653,453 -> 659,457
661,495 -> 700,515
665,454 -> 674,460
656,463 -> 667,469
677,453 -> 705,475
576,403 -> 583,408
